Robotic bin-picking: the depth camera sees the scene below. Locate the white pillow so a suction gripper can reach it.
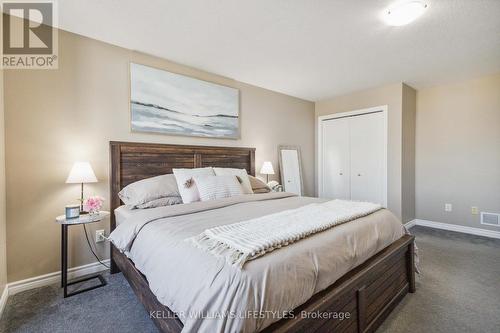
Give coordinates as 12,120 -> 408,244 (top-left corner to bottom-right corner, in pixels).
172,167 -> 215,203
213,167 -> 253,194
118,174 -> 181,208
193,175 -> 244,201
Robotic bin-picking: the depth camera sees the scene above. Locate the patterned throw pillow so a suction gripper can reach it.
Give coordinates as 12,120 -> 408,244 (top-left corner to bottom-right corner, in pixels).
193,175 -> 244,201
135,196 -> 183,209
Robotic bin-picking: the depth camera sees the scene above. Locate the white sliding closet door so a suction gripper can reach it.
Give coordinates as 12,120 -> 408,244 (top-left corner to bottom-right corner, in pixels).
321,117 -> 350,200
349,112 -> 384,204
319,109 -> 386,206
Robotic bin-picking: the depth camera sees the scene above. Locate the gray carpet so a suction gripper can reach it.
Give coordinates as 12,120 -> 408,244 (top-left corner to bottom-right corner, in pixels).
0,272 -> 158,333
1,226 -> 499,333
378,226 -> 500,333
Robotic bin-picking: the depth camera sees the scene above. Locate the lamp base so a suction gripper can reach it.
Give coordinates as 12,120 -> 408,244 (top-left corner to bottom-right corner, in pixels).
79,183 -> 88,215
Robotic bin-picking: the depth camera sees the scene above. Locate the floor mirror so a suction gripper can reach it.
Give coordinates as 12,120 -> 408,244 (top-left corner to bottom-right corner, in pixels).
278,145 -> 303,195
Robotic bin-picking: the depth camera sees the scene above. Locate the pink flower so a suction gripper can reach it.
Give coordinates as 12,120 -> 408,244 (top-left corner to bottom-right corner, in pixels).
83,196 -> 104,213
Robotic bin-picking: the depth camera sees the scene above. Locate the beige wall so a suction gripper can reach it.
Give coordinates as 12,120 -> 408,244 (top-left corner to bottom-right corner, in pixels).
0,70 -> 7,294
4,29 -> 315,282
416,73 -> 500,230
402,84 -> 416,224
315,83 -> 416,222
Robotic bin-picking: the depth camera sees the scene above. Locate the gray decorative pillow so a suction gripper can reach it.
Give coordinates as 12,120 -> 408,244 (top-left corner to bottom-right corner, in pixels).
253,188 -> 271,194
118,174 -> 181,208
248,175 -> 271,193
135,196 -> 183,209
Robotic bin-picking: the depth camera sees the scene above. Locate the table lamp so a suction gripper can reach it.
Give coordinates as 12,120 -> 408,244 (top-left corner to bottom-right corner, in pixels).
66,161 -> 98,213
260,161 -> 275,183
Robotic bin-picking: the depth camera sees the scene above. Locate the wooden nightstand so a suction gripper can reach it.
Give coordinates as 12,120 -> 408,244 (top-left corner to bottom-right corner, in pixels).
55,211 -> 110,298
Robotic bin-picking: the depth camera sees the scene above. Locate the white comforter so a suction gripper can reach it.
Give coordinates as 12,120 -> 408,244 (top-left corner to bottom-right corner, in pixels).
110,193 -> 404,333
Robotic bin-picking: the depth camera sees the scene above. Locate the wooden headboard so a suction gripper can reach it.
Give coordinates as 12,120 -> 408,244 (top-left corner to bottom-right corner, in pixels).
109,141 -> 255,232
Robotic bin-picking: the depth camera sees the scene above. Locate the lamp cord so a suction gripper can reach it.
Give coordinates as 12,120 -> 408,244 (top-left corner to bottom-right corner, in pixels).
82,224 -> 110,269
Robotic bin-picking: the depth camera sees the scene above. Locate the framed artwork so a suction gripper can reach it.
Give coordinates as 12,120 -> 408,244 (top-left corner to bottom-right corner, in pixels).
130,63 -> 239,138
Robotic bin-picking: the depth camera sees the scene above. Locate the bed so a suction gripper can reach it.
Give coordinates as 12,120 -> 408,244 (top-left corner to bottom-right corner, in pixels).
109,141 -> 415,333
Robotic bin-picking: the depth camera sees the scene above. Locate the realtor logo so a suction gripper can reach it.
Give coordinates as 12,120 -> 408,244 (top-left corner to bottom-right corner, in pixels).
1,0 -> 58,69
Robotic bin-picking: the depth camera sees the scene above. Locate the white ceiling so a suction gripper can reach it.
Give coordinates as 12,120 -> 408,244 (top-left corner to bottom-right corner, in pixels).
57,0 -> 500,101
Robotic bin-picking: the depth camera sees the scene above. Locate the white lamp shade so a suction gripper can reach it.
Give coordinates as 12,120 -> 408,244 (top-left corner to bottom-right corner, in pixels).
66,162 -> 98,184
260,161 -> 275,175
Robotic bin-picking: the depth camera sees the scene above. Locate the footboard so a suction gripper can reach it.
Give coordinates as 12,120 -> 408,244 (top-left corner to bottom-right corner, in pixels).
263,234 -> 415,333
113,235 -> 415,333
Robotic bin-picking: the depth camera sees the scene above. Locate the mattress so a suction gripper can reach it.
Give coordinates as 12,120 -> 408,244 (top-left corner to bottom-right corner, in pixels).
114,205 -> 134,226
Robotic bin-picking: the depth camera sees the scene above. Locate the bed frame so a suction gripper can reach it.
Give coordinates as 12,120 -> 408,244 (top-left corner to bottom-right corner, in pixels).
109,141 -> 415,333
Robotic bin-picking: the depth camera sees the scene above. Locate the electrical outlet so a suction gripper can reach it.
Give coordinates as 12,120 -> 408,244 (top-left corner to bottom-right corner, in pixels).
445,203 -> 452,212
95,230 -> 106,243
471,206 -> 479,215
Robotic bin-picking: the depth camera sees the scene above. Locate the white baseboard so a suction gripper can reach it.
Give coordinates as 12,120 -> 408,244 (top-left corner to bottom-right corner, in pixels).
404,219 -> 417,229
8,259 -> 110,296
405,219 -> 500,239
0,285 -> 8,319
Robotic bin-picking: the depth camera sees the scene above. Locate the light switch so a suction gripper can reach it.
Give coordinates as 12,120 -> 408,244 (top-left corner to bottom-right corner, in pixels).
445,203 -> 452,212
471,206 -> 479,215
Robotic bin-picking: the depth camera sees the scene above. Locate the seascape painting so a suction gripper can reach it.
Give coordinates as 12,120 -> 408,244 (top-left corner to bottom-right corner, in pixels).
130,63 -> 239,138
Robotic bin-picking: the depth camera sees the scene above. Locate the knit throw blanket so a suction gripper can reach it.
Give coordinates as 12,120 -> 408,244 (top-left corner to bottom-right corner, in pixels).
187,200 -> 382,268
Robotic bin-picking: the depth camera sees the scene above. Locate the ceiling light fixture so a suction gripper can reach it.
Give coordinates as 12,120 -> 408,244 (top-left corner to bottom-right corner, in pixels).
383,1 -> 428,26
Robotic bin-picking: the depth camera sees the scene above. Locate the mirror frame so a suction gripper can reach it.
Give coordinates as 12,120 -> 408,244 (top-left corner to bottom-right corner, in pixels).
278,145 -> 304,195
